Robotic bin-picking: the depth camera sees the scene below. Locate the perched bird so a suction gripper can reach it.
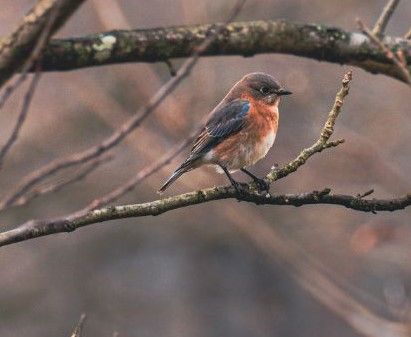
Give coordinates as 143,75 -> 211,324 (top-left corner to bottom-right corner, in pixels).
159,72 -> 291,193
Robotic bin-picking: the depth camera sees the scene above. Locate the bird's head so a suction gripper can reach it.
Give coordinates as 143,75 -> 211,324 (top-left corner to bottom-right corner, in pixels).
229,72 -> 292,106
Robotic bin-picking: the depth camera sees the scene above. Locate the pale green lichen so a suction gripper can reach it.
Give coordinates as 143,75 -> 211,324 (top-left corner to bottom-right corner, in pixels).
92,34 -> 117,62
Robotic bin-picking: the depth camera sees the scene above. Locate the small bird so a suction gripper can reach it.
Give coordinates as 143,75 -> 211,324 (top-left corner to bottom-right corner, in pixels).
159,72 -> 291,193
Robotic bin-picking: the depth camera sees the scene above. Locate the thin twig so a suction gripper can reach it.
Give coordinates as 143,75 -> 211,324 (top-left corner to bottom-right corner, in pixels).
357,189 -> 374,199
164,59 -> 177,77
372,0 -> 401,38
0,1 -> 62,112
0,0 -> 86,89
405,28 -> 411,39
70,314 -> 86,337
0,66 -> 42,167
357,19 -> 411,84
265,71 -> 352,184
14,155 -> 113,208
0,2 -> 68,167
85,135 -> 195,211
0,0 -> 247,212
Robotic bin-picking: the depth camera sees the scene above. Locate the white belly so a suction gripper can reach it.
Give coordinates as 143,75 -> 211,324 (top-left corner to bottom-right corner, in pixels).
210,130 -> 276,172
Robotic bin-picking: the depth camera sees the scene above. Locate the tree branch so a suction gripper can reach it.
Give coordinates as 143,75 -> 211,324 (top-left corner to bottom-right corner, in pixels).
265,71 -> 351,184
357,19 -> 411,84
70,314 -> 86,337
372,0 -> 401,38
0,66 -> 42,167
29,20 -> 411,83
0,0 -> 86,89
13,154 -> 113,208
0,187 -> 410,248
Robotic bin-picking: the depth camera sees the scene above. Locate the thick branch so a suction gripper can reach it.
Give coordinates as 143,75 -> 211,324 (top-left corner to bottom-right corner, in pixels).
0,0 -> 86,88
34,20 -> 411,83
0,188 -> 410,248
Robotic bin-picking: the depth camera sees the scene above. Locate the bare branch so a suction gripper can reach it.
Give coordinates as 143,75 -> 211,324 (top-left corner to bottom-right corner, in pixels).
405,28 -> 411,39
265,71 -> 352,184
0,187 -> 410,248
13,155 -> 113,208
0,1 -> 60,112
357,189 -> 375,199
357,19 -> 411,84
70,314 -> 86,337
85,134 -> 196,211
0,2 -> 70,166
0,0 -> 86,89
0,0 -> 246,212
30,21 -> 411,83
0,67 -> 41,167
372,0 -> 401,38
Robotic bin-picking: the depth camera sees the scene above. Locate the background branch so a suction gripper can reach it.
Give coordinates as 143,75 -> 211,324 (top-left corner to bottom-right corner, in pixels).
70,314 -> 86,337
357,19 -> 411,84
372,0 -> 401,38
0,0 -> 86,89
30,20 -> 411,83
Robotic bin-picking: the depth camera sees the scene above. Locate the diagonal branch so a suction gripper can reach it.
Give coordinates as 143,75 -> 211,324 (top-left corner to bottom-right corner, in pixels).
0,66 -> 42,167
85,133 -> 196,211
265,71 -> 351,184
357,19 -> 411,84
13,154 -> 113,208
0,0 -> 246,212
0,0 -> 86,89
70,314 -> 86,337
28,20 -> 411,83
372,0 -> 401,38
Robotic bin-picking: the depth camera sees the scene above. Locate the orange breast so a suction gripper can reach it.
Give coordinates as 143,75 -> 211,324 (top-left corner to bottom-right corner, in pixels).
210,95 -> 279,171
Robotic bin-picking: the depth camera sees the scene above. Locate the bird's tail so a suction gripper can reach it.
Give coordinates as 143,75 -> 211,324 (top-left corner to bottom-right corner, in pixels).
158,160 -> 193,193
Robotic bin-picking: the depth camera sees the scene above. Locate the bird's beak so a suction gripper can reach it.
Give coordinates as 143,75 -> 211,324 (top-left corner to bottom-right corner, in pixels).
277,88 -> 292,96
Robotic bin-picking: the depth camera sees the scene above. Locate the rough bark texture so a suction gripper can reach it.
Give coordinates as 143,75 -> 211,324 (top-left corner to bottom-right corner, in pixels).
37,20 -> 411,82
0,0 -> 86,87
0,188 -> 410,248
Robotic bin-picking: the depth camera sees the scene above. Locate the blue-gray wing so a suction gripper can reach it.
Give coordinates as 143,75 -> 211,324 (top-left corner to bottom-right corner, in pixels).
158,99 -> 250,192
190,99 -> 250,157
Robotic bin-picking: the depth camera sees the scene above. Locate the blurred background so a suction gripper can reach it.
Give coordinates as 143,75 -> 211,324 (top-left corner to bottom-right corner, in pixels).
0,0 -> 411,336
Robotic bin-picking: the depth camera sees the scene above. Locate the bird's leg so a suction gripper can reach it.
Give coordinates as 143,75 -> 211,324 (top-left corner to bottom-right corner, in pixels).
220,166 -> 244,195
241,168 -> 270,192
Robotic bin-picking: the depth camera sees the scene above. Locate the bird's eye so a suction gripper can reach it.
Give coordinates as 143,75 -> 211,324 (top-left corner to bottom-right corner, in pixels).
259,86 -> 270,95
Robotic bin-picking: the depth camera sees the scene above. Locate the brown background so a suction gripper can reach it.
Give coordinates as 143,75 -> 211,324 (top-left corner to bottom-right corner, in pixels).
0,0 -> 410,336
